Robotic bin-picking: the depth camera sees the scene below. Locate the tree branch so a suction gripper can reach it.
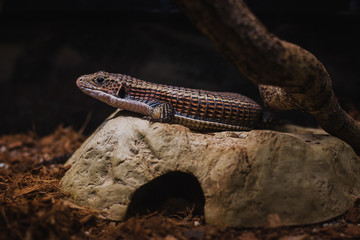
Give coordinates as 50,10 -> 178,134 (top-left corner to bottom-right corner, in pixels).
177,0 -> 360,154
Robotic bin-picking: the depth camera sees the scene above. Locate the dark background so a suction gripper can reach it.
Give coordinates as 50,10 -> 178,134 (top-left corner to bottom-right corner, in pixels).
0,0 -> 359,135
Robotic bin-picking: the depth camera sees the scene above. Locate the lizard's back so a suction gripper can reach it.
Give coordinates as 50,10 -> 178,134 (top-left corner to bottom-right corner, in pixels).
124,77 -> 265,131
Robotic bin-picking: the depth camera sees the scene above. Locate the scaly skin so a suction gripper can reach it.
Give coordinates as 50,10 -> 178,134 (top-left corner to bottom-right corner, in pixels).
76,71 -> 274,131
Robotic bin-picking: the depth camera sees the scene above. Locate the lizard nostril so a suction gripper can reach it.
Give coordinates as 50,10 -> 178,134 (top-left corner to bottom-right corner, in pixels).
76,77 -> 84,87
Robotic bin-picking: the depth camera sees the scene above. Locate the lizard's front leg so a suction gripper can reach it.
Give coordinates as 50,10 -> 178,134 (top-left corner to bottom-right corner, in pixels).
149,102 -> 174,123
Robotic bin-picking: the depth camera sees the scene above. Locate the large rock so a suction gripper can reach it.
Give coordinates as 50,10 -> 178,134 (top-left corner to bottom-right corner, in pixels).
61,110 -> 360,227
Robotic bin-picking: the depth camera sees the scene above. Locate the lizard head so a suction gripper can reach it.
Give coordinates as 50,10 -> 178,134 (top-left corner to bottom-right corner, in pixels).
76,71 -> 126,107
76,71 -> 122,95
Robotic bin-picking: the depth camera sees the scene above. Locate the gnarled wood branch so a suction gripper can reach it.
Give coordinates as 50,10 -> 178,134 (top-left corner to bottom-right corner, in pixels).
177,0 -> 360,154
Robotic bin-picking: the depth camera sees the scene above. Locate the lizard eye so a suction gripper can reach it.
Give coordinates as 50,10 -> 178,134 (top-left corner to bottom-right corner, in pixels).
95,77 -> 105,85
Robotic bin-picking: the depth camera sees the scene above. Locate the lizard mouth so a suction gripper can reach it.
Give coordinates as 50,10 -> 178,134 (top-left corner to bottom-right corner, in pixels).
76,76 -> 98,91
80,87 -> 122,108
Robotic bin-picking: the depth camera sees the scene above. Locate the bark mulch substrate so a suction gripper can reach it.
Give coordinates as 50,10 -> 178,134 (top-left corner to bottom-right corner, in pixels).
2,125 -> 360,240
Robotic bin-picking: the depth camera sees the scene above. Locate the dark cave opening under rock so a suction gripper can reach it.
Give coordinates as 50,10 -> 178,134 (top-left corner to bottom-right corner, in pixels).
125,171 -> 205,218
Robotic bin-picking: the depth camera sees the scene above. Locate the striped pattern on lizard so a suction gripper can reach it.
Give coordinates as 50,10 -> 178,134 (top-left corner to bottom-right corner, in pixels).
76,71 -> 275,131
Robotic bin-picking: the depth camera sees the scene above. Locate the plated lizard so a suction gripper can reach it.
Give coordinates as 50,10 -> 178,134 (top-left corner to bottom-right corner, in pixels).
76,71 -> 275,131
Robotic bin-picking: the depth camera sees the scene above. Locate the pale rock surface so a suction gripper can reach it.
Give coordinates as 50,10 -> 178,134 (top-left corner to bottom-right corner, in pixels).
61,110 -> 360,227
